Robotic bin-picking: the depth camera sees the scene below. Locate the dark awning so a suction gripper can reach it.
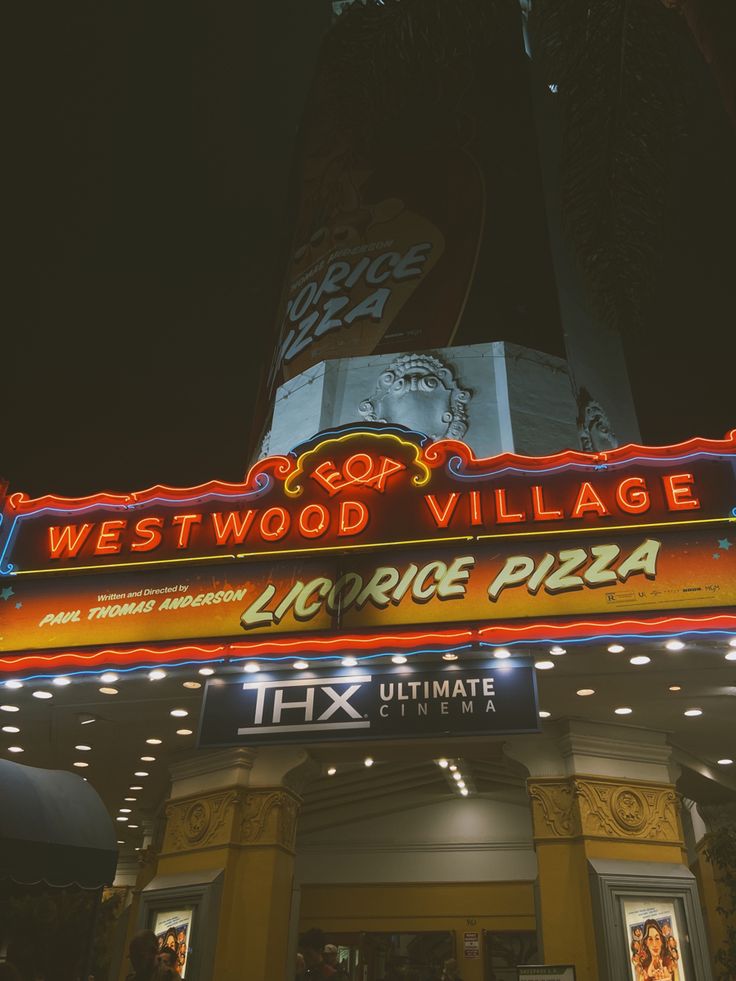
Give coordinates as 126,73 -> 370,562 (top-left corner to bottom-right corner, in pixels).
0,758 -> 118,888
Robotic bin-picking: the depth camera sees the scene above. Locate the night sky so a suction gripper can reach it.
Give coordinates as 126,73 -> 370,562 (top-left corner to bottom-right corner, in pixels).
5,1 -> 736,499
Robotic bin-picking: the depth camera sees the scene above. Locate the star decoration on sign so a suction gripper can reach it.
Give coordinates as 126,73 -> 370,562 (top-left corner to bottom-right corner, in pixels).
15,602 -> 22,609
0,586 -> 14,601
713,553 -> 721,560
718,538 -> 732,550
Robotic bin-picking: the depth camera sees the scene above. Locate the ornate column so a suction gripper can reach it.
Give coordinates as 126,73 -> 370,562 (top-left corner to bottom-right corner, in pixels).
138,747 -> 319,981
688,800 -> 736,975
507,721 -> 685,980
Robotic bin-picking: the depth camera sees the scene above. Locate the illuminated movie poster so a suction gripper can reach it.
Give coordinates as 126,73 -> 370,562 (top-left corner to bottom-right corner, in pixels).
154,909 -> 194,978
623,900 -> 686,981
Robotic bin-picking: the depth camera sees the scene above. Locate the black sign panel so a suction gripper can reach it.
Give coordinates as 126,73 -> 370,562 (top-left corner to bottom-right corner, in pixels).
198,663 -> 539,747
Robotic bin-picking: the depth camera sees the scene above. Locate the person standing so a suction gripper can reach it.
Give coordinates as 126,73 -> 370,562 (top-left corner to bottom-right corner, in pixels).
298,929 -> 336,978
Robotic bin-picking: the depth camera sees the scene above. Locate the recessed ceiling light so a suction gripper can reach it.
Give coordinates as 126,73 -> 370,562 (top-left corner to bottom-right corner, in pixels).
124,797 -> 137,802
442,652 -> 458,661
148,669 -> 166,681
725,652 -> 736,662
460,788 -> 469,796
146,738 -> 162,745
391,655 -> 407,664
293,660 -> 309,670
1,705 -> 20,713
119,808 -> 131,813
668,685 -> 682,692
79,714 -> 96,725
539,711 -> 551,719
33,691 -> 53,700
364,757 -> 374,767
117,840 -> 125,844
549,646 -> 566,656
242,663 -> 260,674
100,672 -> 118,683
327,767 -> 337,776
133,771 -> 149,777
176,729 -> 193,736
576,688 -> 595,696
729,638 -> 736,648
341,657 -> 357,667
449,764 -> 458,772
170,709 -> 188,718
182,681 -> 201,689
665,640 -> 685,651
437,758 -> 449,768
7,746 -> 24,753
452,772 -> 462,781
684,709 -> 702,717
607,644 -> 625,653
75,745 -> 91,751
99,687 -> 118,695
493,648 -> 511,659
614,707 -> 633,715
534,661 -> 555,670
4,680 -> 23,689
630,656 -> 651,666
718,759 -> 734,765
116,816 -> 128,822
140,756 -> 156,762
52,677 -> 71,687
457,780 -> 466,789
198,667 -> 215,676
129,785 -> 143,791
127,824 -> 139,829
2,726 -> 20,734
73,761 -> 89,768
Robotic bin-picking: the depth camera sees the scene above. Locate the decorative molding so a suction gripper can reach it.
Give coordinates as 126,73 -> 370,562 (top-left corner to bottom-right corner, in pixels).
162,786 -> 303,855
163,790 -> 241,853
297,840 -> 535,855
529,779 -> 580,838
241,789 -> 301,852
529,777 -> 682,844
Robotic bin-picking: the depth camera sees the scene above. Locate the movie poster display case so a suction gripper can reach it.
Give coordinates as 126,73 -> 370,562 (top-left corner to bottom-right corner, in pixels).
137,869 -> 223,981
588,859 -> 712,980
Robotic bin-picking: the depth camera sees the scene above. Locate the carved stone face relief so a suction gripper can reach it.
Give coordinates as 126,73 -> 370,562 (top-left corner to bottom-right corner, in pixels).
577,387 -> 618,452
359,352 -> 470,440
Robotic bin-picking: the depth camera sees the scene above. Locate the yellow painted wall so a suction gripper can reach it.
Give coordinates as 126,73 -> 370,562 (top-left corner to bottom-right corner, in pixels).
300,880 -> 536,981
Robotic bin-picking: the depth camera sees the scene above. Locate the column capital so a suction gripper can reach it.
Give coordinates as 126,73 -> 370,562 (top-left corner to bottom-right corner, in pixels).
169,745 -> 320,800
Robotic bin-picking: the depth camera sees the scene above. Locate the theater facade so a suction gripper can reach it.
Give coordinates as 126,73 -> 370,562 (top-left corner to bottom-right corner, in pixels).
1,424 -> 735,980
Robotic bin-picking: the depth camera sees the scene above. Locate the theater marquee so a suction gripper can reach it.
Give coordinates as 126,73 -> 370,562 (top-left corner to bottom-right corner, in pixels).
1,426 -> 734,673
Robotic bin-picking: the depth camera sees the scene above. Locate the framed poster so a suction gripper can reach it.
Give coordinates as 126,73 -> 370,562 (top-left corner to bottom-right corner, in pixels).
623,900 -> 685,981
153,908 -> 194,978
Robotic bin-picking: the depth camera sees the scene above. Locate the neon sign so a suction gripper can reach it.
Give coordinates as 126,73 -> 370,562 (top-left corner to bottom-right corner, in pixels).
1,427 -> 734,578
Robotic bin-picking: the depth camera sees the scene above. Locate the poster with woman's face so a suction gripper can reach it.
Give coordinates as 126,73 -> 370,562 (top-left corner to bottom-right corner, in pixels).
153,909 -> 194,978
623,900 -> 685,981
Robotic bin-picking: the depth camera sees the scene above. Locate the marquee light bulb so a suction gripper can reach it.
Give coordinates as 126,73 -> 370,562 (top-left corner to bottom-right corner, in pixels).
442,652 -> 458,661
452,772 -> 462,781
607,644 -> 625,654
293,660 -> 309,670
437,759 -> 449,768
198,667 -> 215,676
493,648 -> 511,659
460,788 -> 469,796
53,677 -> 71,687
5,680 -> 23,689
341,657 -> 358,667
665,639 -> 685,651
549,646 -> 566,656
729,638 -> 736,648
100,672 -> 118,683
364,757 -> 374,767
148,669 -> 166,681
391,655 -> 407,664
449,764 -> 458,772
243,662 -> 260,674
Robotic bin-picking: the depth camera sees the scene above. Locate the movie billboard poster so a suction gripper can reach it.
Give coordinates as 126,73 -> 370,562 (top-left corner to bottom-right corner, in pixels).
266,0 -> 562,393
154,909 -> 194,978
623,900 -> 686,981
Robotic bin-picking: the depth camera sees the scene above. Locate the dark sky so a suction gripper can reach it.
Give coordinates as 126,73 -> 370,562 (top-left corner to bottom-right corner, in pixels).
5,1 -> 736,500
